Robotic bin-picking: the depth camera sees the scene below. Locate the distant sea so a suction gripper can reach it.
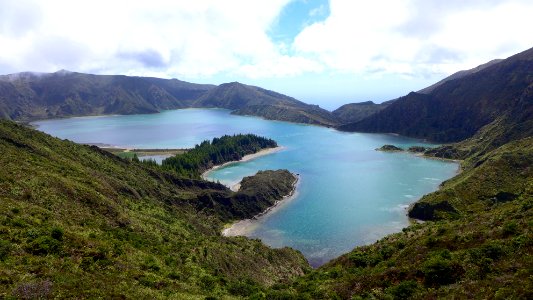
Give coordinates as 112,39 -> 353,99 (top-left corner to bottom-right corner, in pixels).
33,108 -> 458,266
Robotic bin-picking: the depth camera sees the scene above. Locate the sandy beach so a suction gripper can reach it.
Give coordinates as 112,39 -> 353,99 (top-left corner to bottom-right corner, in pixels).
222,174 -> 300,237
201,146 -> 284,181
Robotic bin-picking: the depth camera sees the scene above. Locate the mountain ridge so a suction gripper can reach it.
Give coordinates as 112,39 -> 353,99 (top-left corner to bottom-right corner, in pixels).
193,81 -> 338,126
332,100 -> 394,124
0,71 -> 338,126
418,59 -> 504,94
337,47 -> 533,143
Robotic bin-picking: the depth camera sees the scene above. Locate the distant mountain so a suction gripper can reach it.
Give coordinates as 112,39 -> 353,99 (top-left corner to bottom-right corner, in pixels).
338,47 -> 533,143
193,82 -> 338,126
418,59 -> 503,94
0,71 -> 214,121
332,100 -> 394,124
0,72 -> 339,126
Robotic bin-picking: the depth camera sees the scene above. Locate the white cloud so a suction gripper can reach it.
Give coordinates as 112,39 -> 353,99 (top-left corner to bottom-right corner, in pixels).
293,0 -> 533,76
0,0 -> 303,78
0,0 -> 532,80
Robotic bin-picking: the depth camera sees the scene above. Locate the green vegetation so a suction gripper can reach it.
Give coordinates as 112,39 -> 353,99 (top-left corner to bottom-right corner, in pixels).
407,146 -> 427,153
264,138 -> 532,299
1,110 -> 531,299
233,170 -> 297,216
339,47 -> 533,143
162,134 -> 277,178
0,120 -> 308,299
376,144 -> 403,152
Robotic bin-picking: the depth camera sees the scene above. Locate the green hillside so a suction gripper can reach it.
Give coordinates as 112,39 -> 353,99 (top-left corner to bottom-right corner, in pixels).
338,47 -> 533,143
267,137 -> 532,299
0,120 -> 309,299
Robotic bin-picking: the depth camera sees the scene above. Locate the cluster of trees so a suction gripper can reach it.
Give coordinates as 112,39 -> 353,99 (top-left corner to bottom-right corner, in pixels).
162,134 -> 277,178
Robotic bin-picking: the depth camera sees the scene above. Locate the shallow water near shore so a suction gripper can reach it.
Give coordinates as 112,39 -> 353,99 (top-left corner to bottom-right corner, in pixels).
33,108 -> 458,267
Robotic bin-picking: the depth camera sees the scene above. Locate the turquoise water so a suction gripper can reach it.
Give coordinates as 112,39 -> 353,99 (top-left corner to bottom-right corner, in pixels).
33,109 -> 458,266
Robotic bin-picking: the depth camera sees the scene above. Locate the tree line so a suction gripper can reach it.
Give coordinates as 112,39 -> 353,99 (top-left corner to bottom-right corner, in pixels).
161,134 -> 277,178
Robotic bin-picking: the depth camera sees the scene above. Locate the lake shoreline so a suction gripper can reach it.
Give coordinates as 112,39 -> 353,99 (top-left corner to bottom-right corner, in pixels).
32,108 -> 460,265
222,174 -> 300,237
201,146 -> 285,181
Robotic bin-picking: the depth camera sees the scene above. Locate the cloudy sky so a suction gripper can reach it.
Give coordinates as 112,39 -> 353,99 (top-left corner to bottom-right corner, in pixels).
1,0 -> 532,109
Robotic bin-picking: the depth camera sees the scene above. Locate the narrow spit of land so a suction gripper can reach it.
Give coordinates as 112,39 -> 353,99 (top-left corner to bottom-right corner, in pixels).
201,146 -> 284,185
99,147 -> 186,159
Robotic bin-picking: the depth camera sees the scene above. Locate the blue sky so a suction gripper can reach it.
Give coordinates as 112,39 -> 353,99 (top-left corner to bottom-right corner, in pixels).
1,0 -> 532,110
269,0 -> 330,45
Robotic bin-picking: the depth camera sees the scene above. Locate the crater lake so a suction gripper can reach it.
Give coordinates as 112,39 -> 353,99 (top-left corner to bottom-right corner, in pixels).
33,108 -> 458,266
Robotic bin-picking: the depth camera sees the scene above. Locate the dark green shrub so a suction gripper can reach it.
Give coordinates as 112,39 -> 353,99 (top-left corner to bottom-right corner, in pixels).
380,245 -> 396,259
27,236 -> 60,255
0,239 -> 12,261
502,221 -> 518,236
142,256 -> 160,272
227,279 -> 262,296
138,274 -> 159,288
421,256 -> 463,287
397,240 -> 406,249
248,292 -> 267,300
167,271 -> 181,280
263,289 -> 302,300
11,217 -> 26,227
481,242 -> 504,260
80,257 -> 94,271
51,227 -> 64,241
386,280 -> 419,299
512,234 -> 530,248
475,257 -> 494,278
200,275 -> 218,291
327,266 -> 342,279
425,236 -> 438,247
349,251 -> 368,267
494,287 -> 514,300
436,249 -> 451,260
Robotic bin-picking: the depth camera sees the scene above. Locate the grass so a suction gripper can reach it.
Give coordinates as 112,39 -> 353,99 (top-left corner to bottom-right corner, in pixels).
0,120 -> 309,299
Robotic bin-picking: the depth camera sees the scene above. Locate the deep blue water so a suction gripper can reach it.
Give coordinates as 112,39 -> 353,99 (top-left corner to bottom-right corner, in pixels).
33,109 -> 458,266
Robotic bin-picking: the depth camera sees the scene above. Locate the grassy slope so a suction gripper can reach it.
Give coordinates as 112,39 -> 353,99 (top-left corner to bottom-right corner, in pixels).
271,137 -> 532,299
0,120 -> 309,299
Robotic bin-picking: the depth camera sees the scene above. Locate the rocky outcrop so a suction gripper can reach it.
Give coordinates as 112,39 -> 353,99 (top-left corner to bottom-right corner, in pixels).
376,144 -> 403,152
408,201 -> 458,220
195,169 -> 298,221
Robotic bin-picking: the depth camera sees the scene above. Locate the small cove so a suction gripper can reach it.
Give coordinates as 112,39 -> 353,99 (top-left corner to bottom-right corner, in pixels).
33,108 -> 459,266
